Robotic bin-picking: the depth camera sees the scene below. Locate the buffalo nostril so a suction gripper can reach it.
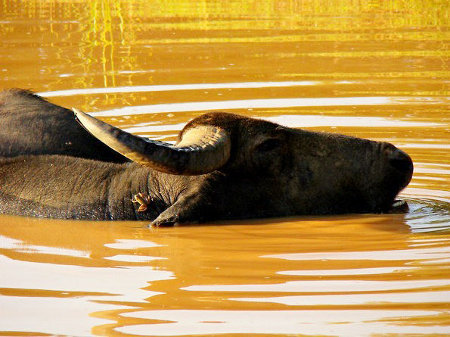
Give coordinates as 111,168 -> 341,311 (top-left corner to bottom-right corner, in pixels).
386,147 -> 413,173
390,156 -> 412,172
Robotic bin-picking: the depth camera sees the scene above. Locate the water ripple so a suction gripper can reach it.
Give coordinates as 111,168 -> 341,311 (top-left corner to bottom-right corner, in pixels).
405,199 -> 450,233
39,81 -> 319,97
263,246 -> 450,261
117,309 -> 449,336
182,279 -> 450,293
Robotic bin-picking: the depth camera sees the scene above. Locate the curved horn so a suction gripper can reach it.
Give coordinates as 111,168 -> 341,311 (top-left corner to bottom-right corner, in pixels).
73,108 -> 231,175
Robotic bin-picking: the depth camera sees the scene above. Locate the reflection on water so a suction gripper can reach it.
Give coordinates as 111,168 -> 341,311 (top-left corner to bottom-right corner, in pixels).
0,0 -> 449,336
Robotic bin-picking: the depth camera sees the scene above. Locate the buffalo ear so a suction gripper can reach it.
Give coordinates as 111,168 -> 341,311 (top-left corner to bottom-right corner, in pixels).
150,178 -> 220,227
150,212 -> 182,227
150,195 -> 201,227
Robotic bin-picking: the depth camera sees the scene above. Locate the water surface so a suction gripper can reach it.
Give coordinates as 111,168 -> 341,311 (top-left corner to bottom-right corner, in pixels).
0,1 -> 449,336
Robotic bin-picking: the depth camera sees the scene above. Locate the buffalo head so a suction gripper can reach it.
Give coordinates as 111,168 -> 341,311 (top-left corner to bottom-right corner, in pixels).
74,109 -> 413,225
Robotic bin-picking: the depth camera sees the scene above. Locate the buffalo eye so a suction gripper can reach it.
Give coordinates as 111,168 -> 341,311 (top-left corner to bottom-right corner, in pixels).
255,138 -> 283,152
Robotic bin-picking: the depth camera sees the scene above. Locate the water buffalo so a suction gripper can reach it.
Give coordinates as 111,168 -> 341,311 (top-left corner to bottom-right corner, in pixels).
0,89 -> 413,226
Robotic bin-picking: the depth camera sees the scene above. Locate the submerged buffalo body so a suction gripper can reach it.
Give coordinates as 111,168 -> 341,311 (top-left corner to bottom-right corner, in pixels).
0,89 -> 413,226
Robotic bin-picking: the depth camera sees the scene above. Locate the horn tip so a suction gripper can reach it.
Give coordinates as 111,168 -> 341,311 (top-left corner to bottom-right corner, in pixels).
72,107 -> 84,117
72,107 -> 93,125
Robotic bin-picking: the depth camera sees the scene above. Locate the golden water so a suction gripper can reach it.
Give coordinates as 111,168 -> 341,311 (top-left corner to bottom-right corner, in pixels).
0,1 -> 449,336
